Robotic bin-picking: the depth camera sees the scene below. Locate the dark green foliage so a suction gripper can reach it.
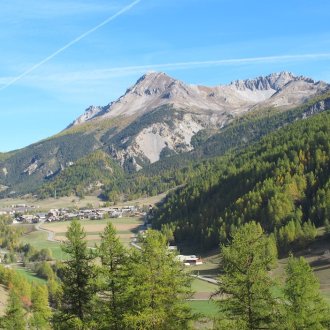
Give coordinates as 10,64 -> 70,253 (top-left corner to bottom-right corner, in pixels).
123,230 -> 195,329
54,226 -> 195,329
283,256 -> 330,329
215,222 -> 279,329
154,111 -> 330,252
55,220 -> 96,328
96,222 -> 129,329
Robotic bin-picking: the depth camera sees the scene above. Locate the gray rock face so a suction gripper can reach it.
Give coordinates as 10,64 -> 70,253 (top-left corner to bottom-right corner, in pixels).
70,71 -> 327,127
68,71 -> 328,169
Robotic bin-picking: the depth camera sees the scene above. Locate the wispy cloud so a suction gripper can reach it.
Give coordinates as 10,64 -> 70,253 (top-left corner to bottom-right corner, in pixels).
1,52 -> 330,93
13,52 -> 330,85
0,0 -> 142,91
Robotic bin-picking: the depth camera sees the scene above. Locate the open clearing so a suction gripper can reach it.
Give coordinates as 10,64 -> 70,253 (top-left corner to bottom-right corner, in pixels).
20,230 -> 64,260
19,217 -> 143,260
40,217 -> 143,245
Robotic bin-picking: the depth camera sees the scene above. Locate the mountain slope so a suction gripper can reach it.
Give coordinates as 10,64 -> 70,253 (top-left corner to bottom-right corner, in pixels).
0,71 -> 328,196
153,110 -> 330,251
42,91 -> 330,202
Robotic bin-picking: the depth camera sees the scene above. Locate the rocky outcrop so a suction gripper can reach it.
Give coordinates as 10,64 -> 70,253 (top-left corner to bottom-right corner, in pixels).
69,71 -> 328,128
66,71 -> 329,170
302,97 -> 330,118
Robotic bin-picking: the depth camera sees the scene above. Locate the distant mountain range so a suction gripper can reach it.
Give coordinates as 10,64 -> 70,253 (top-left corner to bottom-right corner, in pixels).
0,71 -> 329,197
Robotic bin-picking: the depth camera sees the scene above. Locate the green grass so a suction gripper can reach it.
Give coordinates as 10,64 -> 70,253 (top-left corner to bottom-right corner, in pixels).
13,266 -> 46,284
188,300 -> 218,317
191,278 -> 217,293
20,231 -> 65,260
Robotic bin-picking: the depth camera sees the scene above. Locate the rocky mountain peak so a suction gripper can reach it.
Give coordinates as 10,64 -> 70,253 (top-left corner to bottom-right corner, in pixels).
69,71 -> 327,128
125,71 -> 180,97
230,71 -> 299,92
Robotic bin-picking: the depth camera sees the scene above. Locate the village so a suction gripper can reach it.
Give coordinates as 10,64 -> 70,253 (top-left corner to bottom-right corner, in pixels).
0,203 -> 203,266
0,203 -> 147,224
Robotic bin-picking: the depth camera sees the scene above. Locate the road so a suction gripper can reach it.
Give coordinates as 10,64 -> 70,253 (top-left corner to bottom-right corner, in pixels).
35,223 -> 56,242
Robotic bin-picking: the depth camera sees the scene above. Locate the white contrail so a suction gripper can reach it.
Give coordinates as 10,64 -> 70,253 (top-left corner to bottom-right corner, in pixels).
0,0 -> 142,91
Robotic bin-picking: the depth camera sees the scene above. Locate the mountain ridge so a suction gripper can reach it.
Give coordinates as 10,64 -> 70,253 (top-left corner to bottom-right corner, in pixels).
69,71 -> 327,127
0,71 -> 329,197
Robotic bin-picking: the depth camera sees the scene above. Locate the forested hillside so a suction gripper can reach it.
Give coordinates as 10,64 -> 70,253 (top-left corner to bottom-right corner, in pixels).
101,93 -> 330,201
38,151 -> 124,198
0,132 -> 100,196
153,110 -> 330,251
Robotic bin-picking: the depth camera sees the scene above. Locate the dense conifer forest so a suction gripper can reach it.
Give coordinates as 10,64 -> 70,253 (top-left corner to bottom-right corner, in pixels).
153,111 -> 330,252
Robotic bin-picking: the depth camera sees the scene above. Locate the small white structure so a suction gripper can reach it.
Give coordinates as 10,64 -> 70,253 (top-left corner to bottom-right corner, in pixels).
176,255 -> 203,266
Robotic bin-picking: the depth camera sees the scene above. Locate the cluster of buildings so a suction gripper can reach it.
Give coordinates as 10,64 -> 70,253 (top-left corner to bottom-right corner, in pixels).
1,204 -> 144,224
0,204 -> 37,217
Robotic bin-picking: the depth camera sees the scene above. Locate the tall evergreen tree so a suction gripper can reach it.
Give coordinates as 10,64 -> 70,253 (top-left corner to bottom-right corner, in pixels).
96,222 -> 129,330
55,220 -> 96,329
283,256 -> 330,329
30,284 -> 52,330
124,230 -> 195,330
215,221 -> 279,329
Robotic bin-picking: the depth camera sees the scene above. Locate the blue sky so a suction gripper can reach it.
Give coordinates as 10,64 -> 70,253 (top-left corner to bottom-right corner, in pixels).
1,0 -> 330,152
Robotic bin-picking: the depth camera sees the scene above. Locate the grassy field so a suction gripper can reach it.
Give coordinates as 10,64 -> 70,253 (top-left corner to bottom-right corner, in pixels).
19,217 -> 143,261
41,217 -> 143,246
188,300 -> 218,317
12,265 -> 47,285
21,230 -> 64,260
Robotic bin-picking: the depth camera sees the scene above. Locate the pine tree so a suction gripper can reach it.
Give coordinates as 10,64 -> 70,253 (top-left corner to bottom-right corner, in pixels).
123,230 -> 195,330
215,221 -> 279,329
55,220 -> 96,329
96,222 -> 129,329
283,256 -> 330,329
30,284 -> 52,329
